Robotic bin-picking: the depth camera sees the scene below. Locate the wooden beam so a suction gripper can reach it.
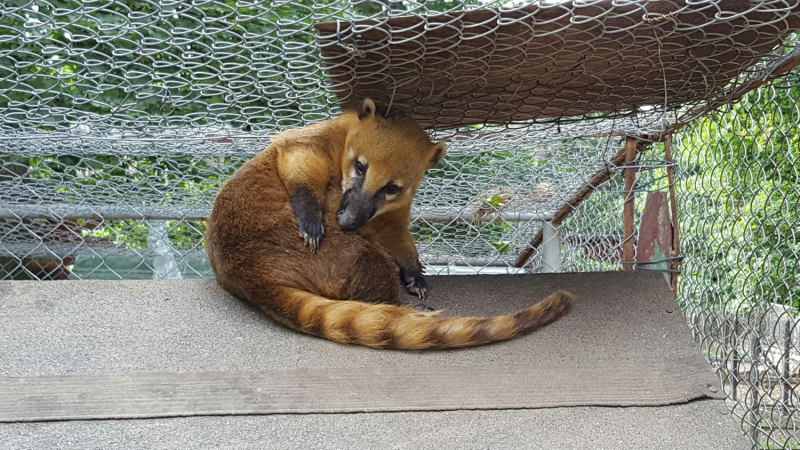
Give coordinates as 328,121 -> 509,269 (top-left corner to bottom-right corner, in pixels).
635,192 -> 673,285
621,137 -> 638,271
515,137 -> 642,268
513,56 -> 800,270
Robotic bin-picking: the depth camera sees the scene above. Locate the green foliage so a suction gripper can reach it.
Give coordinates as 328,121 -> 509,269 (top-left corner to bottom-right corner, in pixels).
489,240 -> 510,254
3,0 -> 798,298
676,80 -> 800,311
484,194 -> 507,208
0,0 -> 487,133
0,0 -> 347,131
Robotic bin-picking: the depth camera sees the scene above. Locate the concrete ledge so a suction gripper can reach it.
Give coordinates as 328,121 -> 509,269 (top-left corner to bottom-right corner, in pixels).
0,272 -> 748,448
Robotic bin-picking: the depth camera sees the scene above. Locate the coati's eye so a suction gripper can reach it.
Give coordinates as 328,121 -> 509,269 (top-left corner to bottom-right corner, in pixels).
354,160 -> 367,176
384,183 -> 401,195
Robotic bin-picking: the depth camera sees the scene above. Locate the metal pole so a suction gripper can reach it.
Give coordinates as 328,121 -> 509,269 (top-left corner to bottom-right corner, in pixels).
782,318 -> 792,413
731,317 -> 740,401
663,134 -> 681,296
542,221 -> 561,273
0,207 -> 553,224
748,332 -> 762,445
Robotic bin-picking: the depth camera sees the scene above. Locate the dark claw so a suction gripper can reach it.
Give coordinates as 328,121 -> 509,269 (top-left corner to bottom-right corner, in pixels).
408,285 -> 427,300
401,268 -> 429,301
298,220 -> 323,252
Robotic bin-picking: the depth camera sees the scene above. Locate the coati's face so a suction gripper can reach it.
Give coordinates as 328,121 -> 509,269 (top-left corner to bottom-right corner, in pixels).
337,99 -> 447,231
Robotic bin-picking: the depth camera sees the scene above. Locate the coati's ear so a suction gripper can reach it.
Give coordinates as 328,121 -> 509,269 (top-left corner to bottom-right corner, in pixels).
428,142 -> 447,169
359,98 -> 377,120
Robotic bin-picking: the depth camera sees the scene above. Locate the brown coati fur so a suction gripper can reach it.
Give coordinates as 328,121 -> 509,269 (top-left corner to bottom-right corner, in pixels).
205,99 -> 574,350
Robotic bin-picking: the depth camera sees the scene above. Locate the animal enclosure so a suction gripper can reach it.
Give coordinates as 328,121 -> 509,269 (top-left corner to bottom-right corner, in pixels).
1,0 -> 798,447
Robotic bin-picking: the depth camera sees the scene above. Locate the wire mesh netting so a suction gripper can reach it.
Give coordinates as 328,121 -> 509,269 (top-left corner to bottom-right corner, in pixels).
1,0 -> 799,447
675,71 -> 800,448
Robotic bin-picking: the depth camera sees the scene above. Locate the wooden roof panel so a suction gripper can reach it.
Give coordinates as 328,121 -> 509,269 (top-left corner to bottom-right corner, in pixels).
314,0 -> 800,128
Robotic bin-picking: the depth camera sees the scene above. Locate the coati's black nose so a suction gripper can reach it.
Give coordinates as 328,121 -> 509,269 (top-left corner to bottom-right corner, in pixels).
337,189 -> 378,231
337,209 -> 360,231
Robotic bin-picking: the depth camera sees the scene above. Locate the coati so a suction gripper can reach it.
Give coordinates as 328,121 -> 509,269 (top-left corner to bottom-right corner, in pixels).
205,99 -> 574,350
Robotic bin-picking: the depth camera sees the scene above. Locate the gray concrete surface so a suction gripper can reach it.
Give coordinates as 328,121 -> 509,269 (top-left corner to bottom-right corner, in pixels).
0,272 -> 748,448
2,404 -> 745,450
1,272 -> 699,376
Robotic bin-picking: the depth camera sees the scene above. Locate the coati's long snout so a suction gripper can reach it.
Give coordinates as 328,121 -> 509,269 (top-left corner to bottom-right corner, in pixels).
336,188 -> 379,231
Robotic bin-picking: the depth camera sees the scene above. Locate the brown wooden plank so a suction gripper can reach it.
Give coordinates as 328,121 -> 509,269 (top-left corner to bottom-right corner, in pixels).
0,357 -> 723,423
622,137 -> 638,271
635,192 -> 674,288
313,0 -> 800,129
635,192 -> 673,266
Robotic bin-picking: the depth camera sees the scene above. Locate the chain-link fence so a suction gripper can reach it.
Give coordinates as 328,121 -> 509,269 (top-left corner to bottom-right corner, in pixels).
675,69 -> 800,448
1,0 -> 799,447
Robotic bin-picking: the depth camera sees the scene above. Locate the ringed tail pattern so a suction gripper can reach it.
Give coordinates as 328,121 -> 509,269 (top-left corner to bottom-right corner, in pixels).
269,287 -> 575,350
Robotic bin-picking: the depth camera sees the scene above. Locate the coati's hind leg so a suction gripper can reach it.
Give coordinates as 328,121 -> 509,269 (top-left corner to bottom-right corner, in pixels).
335,239 -> 439,311
360,210 -> 430,300
337,242 -> 403,305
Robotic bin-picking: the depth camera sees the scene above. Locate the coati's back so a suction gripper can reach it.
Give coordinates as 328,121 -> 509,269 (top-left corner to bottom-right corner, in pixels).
206,122 -> 399,306
206,149 -> 292,277
207,121 -> 338,256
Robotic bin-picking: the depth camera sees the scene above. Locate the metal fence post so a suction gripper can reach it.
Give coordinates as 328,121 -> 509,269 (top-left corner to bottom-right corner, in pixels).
542,221 -> 561,273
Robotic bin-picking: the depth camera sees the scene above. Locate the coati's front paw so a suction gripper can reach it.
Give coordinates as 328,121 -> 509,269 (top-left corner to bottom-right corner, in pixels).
290,187 -> 324,251
298,218 -> 324,251
401,268 -> 429,300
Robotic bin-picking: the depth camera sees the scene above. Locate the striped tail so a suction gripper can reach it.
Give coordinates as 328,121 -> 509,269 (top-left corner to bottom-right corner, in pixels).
267,287 -> 575,350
